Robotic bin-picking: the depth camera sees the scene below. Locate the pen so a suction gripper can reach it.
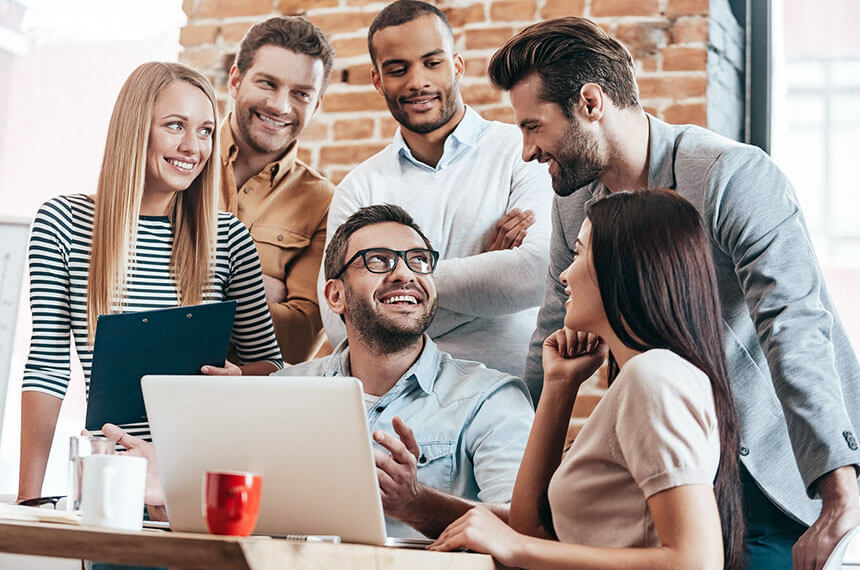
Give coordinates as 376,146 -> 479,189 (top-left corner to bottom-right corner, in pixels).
283,534 -> 341,543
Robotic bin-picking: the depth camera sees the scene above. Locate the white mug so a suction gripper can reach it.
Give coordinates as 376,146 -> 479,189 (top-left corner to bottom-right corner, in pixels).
80,454 -> 147,531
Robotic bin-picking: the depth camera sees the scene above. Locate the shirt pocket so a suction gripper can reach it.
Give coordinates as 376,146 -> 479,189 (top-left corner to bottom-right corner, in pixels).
249,224 -> 311,279
415,441 -> 456,495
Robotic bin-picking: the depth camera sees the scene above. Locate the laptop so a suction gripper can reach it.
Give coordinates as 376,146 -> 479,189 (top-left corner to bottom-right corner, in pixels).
141,375 -> 430,547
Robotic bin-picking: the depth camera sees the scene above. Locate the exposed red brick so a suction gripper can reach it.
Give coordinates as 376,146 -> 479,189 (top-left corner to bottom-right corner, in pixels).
541,0 -> 585,18
344,63 -> 373,85
572,393 -> 603,419
310,11 -> 377,36
592,0 -> 660,17
615,22 -> 668,59
671,16 -> 709,44
441,3 -> 486,28
465,27 -> 516,50
195,0 -> 271,19
638,74 -> 707,99
464,56 -> 489,78
662,45 -> 707,71
297,147 -> 313,164
345,0 -> 382,5
663,101 -> 708,126
220,21 -> 253,44
333,118 -> 375,140
333,36 -> 369,59
565,421 -> 583,447
638,54 -> 659,73
180,24 -> 218,47
325,167 -> 353,185
479,105 -> 515,124
180,48 -> 222,70
490,0 -> 537,22
462,83 -> 502,105
642,104 -> 660,117
666,0 -> 709,18
320,143 -> 387,165
299,121 -> 329,142
277,0 -> 337,13
322,89 -> 388,113
378,116 -> 399,138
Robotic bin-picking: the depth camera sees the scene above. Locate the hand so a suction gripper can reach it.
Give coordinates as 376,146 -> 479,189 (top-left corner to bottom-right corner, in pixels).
542,328 -> 607,387
792,466 -> 860,570
201,360 -> 241,375
261,274 -> 287,303
101,423 -> 165,507
373,416 -> 423,521
485,209 -> 535,251
429,506 -> 524,566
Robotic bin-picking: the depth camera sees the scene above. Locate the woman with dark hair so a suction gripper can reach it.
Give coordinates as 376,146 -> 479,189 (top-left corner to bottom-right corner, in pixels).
431,189 -> 744,569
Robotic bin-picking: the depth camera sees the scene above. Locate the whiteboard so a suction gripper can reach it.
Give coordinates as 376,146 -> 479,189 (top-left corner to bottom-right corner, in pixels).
0,216 -> 30,441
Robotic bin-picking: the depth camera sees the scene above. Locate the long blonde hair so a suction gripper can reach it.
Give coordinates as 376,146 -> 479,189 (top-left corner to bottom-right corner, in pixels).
87,62 -> 220,341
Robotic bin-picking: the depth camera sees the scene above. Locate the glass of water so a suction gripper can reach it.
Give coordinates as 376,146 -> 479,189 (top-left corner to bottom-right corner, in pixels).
67,435 -> 115,511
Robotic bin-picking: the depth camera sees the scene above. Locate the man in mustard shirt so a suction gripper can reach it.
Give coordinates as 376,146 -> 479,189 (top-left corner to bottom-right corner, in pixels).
220,16 -> 335,363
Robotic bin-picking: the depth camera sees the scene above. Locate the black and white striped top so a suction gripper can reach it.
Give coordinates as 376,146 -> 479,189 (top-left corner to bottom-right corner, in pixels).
23,194 -> 283,439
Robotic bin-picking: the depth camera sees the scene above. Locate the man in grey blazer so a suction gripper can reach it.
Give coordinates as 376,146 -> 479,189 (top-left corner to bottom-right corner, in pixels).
490,16 -> 860,569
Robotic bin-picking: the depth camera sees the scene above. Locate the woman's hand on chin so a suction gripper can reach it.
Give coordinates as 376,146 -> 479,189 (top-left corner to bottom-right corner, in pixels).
542,328 -> 607,387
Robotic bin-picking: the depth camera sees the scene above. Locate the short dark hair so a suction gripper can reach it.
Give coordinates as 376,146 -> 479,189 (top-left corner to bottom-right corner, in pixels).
367,0 -> 453,67
235,16 -> 335,92
324,204 -> 433,280
586,190 -> 744,570
488,17 -> 639,117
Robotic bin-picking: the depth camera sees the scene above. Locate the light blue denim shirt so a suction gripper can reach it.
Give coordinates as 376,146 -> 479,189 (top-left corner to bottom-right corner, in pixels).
392,105 -> 489,172
276,335 -> 534,538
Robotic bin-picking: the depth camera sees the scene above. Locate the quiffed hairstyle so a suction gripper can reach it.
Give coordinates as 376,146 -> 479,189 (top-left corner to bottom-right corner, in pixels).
235,16 -> 335,91
586,190 -> 745,570
367,0 -> 453,66
488,17 -> 639,117
88,62 -> 219,341
324,204 -> 433,280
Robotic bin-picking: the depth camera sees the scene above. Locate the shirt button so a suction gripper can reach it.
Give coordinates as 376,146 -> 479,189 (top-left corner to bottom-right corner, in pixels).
739,446 -> 749,456
375,405 -> 385,413
277,235 -> 284,242
418,455 -> 427,465
243,188 -> 251,194
844,431 -> 858,450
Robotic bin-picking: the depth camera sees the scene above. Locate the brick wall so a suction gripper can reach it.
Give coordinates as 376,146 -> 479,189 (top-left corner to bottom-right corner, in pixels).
179,0 -> 714,434
179,0 -> 711,185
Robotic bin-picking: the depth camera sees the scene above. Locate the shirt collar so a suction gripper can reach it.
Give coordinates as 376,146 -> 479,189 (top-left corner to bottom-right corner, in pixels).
323,334 -> 441,395
393,105 -> 488,171
645,113 -> 679,190
220,112 -> 298,186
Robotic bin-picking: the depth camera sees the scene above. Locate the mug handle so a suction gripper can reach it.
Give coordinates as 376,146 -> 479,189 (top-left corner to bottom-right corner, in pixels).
101,466 -> 115,519
228,488 -> 249,521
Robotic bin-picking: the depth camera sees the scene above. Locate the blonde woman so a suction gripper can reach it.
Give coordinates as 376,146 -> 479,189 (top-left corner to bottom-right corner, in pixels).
18,62 -> 283,503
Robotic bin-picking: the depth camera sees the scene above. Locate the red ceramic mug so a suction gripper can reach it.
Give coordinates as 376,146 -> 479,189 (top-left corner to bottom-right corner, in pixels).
203,471 -> 262,536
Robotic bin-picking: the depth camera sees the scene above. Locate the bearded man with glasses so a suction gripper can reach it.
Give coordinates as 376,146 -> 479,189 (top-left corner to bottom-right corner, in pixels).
105,204 -> 534,540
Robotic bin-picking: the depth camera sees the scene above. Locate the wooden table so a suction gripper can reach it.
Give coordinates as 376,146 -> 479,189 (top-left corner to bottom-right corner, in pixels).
0,520 -> 496,569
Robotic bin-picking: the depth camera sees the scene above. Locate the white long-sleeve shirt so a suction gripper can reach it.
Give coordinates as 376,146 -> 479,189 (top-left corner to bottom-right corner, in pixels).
320,107 -> 552,378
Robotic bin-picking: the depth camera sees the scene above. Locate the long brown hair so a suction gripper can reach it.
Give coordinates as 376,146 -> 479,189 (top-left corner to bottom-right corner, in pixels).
587,189 -> 744,570
87,62 -> 219,341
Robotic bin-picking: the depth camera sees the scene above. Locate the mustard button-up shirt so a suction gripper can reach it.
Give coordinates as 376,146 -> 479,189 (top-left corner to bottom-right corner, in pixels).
219,118 -> 334,363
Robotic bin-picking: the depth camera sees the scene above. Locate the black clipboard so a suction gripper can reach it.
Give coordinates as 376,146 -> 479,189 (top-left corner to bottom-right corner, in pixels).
85,300 -> 237,430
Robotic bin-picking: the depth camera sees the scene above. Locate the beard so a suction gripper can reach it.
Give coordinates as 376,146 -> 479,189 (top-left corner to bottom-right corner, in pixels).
233,105 -> 299,155
382,81 -> 460,135
343,283 -> 438,353
549,118 -> 606,197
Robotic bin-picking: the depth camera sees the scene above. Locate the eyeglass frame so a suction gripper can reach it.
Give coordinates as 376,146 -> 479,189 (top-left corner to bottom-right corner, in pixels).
333,247 -> 440,279
18,495 -> 66,509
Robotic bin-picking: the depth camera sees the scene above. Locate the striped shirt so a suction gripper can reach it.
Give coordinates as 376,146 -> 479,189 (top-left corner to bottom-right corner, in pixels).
23,194 -> 283,439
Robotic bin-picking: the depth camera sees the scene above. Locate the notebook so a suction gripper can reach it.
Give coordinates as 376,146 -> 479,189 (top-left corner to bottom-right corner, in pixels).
141,375 -> 429,547
85,301 -> 237,430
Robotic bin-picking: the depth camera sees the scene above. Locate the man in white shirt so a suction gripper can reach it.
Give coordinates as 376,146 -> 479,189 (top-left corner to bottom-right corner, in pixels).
320,0 -> 552,379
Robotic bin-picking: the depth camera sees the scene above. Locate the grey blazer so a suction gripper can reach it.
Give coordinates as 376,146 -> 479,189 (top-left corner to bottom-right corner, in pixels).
525,115 -> 860,524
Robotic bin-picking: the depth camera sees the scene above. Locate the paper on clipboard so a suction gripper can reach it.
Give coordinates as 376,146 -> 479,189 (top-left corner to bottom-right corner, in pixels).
84,300 -> 237,430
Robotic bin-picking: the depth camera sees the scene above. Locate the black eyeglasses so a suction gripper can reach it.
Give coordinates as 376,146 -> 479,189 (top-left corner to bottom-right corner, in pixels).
334,247 -> 439,279
19,495 -> 66,509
